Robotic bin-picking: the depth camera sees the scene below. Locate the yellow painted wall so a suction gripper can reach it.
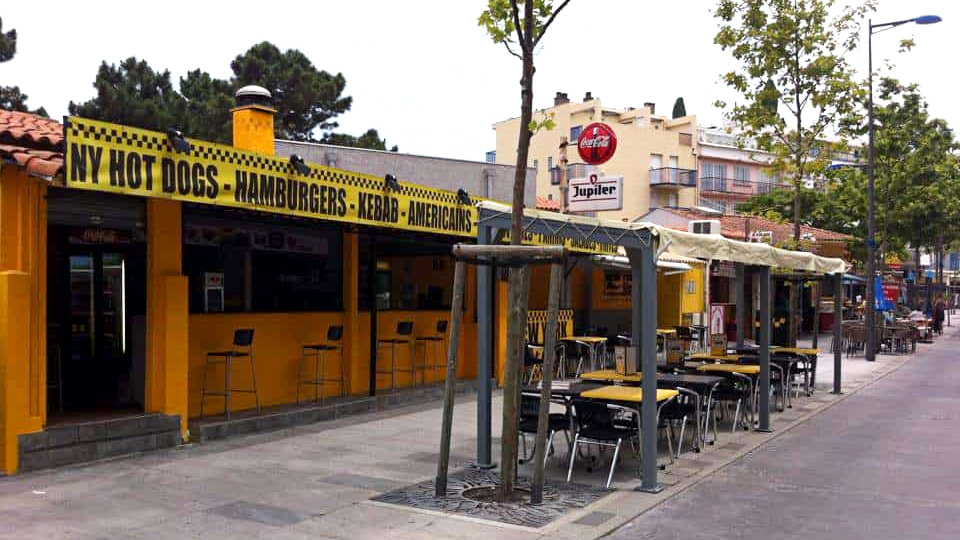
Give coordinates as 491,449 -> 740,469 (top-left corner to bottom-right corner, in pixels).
494,99 -> 698,221
0,169 -> 46,473
145,199 -> 190,437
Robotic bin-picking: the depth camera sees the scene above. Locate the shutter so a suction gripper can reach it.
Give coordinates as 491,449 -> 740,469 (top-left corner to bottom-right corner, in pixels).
47,188 -> 146,230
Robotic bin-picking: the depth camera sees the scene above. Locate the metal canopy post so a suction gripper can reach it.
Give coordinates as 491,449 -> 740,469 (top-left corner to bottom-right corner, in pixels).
630,244 -> 661,493
475,226 -> 495,468
756,265 -> 772,433
833,272 -> 844,394
735,263 -> 746,348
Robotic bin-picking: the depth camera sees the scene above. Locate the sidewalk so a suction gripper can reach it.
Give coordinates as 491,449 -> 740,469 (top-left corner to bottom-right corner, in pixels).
0,330 -> 942,540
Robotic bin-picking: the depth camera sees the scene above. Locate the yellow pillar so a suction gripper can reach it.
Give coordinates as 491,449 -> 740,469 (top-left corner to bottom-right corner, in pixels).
342,232 -> 367,395
145,199 -> 189,439
0,169 -> 46,473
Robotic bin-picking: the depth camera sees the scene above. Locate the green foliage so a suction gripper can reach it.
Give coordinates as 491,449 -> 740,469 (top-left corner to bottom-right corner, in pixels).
0,17 -> 15,62
672,97 -> 686,119
68,43 -> 394,147
0,16 -> 46,116
230,42 -> 351,141
714,0 -> 874,237
478,0 -> 571,58
69,57 -> 191,137
321,129 -> 398,152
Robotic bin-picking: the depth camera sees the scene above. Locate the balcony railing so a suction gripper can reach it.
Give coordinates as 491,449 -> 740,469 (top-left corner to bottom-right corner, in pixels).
649,167 -> 697,188
699,176 -> 783,197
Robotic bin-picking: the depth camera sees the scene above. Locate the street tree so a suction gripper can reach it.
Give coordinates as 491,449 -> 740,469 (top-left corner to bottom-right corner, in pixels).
69,57 -> 187,136
714,0 -> 873,344
230,42 -> 352,141
672,97 -> 687,118
321,129 -> 398,152
0,16 -> 47,116
479,0 -> 571,500
69,43 -> 394,148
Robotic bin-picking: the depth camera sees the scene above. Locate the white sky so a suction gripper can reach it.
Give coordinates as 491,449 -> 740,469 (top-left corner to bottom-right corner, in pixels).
1,1 -> 955,161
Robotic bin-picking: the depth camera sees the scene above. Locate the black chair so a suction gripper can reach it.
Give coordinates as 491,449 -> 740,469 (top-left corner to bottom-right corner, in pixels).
415,320 -> 448,382
518,393 -> 571,466
708,372 -> 752,434
298,325 -> 345,404
566,399 -> 639,489
200,329 -> 259,419
376,321 -> 416,390
658,387 -> 702,457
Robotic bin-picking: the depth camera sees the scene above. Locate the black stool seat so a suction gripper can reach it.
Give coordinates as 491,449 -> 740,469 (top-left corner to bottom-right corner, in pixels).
207,350 -> 250,358
415,336 -> 443,341
378,338 -> 411,344
303,344 -> 339,351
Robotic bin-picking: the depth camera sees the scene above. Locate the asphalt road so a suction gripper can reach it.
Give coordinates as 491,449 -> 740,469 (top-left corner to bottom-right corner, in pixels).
607,331 -> 960,540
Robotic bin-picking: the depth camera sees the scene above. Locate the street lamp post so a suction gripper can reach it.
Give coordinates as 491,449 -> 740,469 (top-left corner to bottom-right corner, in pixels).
865,14 -> 941,362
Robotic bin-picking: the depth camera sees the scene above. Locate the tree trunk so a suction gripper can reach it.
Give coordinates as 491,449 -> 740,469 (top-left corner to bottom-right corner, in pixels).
789,168 -> 802,347
500,5 -> 536,498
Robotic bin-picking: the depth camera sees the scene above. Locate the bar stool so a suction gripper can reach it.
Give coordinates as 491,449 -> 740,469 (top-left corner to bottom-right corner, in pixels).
200,329 -> 259,419
415,320 -> 448,383
376,321 -> 416,390
298,325 -> 345,404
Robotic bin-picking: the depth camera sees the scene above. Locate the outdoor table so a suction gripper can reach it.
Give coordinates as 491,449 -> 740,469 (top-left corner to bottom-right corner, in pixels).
562,336 -> 608,375
769,347 -> 819,396
688,352 -> 746,364
696,364 -> 761,427
579,385 -> 680,470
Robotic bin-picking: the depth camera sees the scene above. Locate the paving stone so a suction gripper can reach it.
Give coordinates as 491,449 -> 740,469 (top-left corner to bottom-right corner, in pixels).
573,511 -> 617,526
720,442 -> 746,451
317,473 -> 408,492
206,500 -> 306,526
666,467 -> 701,478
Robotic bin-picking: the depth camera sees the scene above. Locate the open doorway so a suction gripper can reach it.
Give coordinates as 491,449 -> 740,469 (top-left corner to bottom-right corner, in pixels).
47,226 -> 147,423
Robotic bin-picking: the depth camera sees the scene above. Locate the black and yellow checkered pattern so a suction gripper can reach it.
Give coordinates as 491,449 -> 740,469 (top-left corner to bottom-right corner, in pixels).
66,118 -> 460,205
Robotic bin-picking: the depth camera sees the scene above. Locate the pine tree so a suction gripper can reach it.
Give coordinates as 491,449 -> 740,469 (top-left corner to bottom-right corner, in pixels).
672,97 -> 686,118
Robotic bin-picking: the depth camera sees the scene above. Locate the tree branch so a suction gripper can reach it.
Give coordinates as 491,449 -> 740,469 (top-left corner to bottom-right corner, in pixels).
503,40 -> 522,59
509,0 -> 525,49
534,0 -> 573,46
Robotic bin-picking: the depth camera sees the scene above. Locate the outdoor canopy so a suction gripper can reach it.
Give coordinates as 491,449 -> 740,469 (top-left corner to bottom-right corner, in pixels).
477,201 -> 848,274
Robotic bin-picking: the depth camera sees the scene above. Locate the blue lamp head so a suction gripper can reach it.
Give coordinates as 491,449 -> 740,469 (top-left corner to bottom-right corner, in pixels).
914,15 -> 942,25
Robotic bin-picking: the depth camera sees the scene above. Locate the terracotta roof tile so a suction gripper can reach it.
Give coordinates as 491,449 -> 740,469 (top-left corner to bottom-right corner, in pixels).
653,208 -> 852,244
0,109 -> 65,179
535,196 -> 560,211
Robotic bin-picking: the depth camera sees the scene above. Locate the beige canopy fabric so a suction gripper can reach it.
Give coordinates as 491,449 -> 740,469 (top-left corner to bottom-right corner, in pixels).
477,201 -> 848,275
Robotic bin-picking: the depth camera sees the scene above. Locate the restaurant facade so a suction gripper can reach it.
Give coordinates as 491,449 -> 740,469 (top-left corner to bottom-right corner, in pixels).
0,89 -> 714,474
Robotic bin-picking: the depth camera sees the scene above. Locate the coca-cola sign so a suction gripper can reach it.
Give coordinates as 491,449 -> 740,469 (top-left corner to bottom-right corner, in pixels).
577,123 -> 617,165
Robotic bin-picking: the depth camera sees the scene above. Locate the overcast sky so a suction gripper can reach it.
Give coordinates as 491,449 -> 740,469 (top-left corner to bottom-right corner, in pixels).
2,1 -> 954,161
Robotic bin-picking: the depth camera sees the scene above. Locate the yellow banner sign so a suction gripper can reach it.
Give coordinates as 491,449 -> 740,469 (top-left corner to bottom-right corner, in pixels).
496,230 -> 619,255
64,117 -> 476,237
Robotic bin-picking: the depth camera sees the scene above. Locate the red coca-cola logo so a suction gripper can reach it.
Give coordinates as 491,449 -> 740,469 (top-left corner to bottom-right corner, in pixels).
577,123 -> 617,165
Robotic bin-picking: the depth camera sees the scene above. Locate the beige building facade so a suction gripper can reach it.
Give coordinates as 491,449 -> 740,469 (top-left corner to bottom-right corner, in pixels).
492,92 -> 698,222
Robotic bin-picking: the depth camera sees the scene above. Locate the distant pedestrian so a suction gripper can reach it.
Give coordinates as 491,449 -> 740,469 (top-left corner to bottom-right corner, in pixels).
933,296 -> 945,335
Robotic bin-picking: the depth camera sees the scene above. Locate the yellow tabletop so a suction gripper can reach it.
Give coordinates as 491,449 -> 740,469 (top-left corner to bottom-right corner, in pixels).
562,336 -> 608,344
688,352 -> 744,363
580,385 -> 678,403
696,364 -> 760,375
580,369 -> 643,383
772,347 -> 819,356
657,328 -> 677,335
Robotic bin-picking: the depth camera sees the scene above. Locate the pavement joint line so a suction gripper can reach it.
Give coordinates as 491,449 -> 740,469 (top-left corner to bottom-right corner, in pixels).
588,348 -> 927,540
362,499 -> 550,533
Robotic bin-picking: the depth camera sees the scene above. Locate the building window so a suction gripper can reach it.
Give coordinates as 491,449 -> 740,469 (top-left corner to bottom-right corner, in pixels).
701,163 -> 727,192
533,159 -> 539,171
734,165 -> 751,186
668,193 -> 678,207
485,150 -> 496,163
358,233 -> 457,311
570,125 -> 583,142
183,210 -> 343,313
548,156 -> 553,170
